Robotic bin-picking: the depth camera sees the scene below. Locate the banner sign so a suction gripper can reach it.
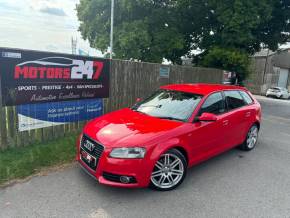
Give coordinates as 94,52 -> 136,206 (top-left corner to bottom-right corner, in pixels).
159,66 -> 170,78
17,99 -> 103,132
0,47 -> 110,106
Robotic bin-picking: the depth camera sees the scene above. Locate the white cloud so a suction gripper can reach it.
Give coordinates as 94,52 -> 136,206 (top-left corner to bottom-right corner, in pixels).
39,7 -> 67,16
0,0 -> 102,56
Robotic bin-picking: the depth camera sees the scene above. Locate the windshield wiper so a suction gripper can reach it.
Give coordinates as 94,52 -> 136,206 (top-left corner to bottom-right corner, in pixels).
131,104 -> 161,111
138,105 -> 162,108
156,116 -> 184,122
131,108 -> 147,115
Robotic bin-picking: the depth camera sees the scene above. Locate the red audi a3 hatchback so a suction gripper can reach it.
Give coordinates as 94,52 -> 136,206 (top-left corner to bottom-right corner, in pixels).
77,84 -> 261,191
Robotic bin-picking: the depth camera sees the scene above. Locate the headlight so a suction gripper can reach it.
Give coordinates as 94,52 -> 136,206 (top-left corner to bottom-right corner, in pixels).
110,147 -> 146,159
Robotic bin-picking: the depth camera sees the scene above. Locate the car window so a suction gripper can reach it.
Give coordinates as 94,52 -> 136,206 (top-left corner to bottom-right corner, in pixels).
239,91 -> 253,105
224,91 -> 246,110
198,92 -> 225,116
133,90 -> 203,121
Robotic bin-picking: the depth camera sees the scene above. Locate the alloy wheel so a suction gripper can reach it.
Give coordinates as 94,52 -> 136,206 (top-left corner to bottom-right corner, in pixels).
151,152 -> 185,190
246,125 -> 258,149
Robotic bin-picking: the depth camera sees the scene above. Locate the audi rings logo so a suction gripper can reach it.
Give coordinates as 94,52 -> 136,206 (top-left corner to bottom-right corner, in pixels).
83,140 -> 95,152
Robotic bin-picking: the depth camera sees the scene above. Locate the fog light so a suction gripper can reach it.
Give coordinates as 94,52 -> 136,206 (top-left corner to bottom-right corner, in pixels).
120,176 -> 130,184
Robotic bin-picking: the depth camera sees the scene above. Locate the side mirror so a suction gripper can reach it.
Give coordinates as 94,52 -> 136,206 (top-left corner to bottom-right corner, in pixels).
196,113 -> 217,122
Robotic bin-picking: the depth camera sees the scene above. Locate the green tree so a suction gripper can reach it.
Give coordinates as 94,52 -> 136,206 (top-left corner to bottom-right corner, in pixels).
192,0 -> 290,54
77,0 -> 290,67
201,47 -> 250,83
77,0 -> 187,64
192,0 -> 290,82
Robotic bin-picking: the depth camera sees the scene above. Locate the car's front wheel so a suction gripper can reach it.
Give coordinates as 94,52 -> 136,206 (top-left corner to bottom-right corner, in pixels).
150,149 -> 187,191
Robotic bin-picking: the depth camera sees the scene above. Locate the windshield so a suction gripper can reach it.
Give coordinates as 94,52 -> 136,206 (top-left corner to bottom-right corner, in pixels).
270,87 -> 281,91
132,90 -> 203,121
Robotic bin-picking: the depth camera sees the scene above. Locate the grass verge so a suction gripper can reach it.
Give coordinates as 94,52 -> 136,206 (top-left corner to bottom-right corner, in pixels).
0,135 -> 77,186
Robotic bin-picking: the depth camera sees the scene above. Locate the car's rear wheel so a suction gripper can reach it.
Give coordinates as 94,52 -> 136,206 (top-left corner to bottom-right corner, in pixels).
239,124 -> 259,151
150,149 -> 187,191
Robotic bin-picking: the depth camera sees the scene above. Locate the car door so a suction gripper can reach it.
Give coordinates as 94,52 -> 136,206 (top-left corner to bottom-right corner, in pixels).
239,90 -> 256,135
223,90 -> 249,148
188,92 -> 231,164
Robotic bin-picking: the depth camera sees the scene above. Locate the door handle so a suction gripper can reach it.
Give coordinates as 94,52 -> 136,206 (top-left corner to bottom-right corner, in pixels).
223,120 -> 229,126
245,112 -> 251,118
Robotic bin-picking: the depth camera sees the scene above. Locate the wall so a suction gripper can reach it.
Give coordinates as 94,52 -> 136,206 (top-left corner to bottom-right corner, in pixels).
247,50 -> 290,95
244,57 -> 266,94
0,59 -> 223,150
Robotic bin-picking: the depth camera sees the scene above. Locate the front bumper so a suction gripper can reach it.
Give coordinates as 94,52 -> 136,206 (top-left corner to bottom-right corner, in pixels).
77,147 -> 155,188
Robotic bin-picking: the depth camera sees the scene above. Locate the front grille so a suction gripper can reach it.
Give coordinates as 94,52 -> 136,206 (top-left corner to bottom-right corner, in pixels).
103,172 -> 137,184
80,134 -> 104,171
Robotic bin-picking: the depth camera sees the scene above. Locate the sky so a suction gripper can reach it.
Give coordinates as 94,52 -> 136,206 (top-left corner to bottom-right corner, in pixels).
1,0 -> 289,60
0,0 -> 102,56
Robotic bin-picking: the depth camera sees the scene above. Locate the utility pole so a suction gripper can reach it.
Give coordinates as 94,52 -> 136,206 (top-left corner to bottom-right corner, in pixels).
71,37 -> 77,55
110,0 -> 114,59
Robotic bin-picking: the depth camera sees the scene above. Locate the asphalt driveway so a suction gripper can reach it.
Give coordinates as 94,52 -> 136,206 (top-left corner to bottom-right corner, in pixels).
1,95 -> 290,218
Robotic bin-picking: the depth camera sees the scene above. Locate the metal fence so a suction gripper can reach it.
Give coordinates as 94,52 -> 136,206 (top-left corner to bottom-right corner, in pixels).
0,59 -> 223,150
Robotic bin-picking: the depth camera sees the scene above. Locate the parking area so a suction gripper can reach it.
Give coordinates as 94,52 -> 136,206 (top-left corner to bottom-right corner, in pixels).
0,95 -> 290,218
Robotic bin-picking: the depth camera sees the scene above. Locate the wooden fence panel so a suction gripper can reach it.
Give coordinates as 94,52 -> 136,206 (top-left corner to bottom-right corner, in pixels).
0,72 -> 7,150
0,60 -> 223,150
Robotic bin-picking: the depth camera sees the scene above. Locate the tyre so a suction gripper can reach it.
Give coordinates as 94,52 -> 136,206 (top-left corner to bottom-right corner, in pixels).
239,124 -> 259,151
150,149 -> 187,191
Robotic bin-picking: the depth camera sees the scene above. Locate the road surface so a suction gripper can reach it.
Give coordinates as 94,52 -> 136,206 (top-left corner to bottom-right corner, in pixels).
1,95 -> 290,218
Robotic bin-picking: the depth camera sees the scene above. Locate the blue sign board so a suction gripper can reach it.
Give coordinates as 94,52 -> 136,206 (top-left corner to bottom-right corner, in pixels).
17,99 -> 103,131
159,66 -> 170,78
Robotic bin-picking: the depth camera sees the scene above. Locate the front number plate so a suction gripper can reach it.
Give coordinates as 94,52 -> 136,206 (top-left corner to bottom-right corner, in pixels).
81,150 -> 96,166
